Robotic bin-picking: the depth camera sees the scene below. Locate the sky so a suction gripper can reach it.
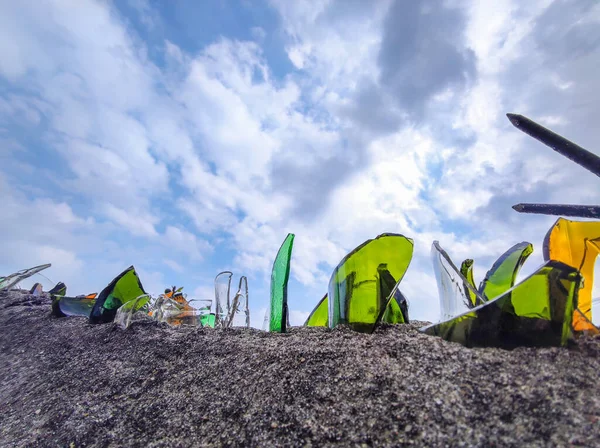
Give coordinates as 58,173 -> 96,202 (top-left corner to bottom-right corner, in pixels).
1,0 -> 599,327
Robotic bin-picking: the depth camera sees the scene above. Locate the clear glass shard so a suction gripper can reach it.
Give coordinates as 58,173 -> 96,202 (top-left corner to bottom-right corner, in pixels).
115,294 -> 152,329
422,260 -> 582,348
0,264 -> 51,291
225,276 -> 250,328
214,271 -> 233,328
329,233 -> 413,333
432,241 -> 485,321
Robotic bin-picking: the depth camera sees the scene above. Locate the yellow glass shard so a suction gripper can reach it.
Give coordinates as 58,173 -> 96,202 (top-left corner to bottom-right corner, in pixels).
422,260 -> 582,348
328,233 -> 413,333
543,218 -> 600,333
460,259 -> 478,308
305,294 -> 328,327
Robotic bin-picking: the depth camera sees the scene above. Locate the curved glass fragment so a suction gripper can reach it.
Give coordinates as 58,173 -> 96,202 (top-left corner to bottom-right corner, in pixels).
543,218 -> 600,332
381,288 -> 410,324
49,282 -> 67,296
89,266 -> 147,324
422,260 -> 582,348
115,294 -> 152,329
52,295 -> 96,318
214,271 -> 233,328
29,283 -> 43,296
479,242 -> 533,301
0,264 -> 51,291
432,242 -> 485,321
155,297 -> 213,327
270,233 -> 295,333
226,276 -> 250,328
329,233 -> 413,333
305,294 -> 328,327
460,259 -> 478,308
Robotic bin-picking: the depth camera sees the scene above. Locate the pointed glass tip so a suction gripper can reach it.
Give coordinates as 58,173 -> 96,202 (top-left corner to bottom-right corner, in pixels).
513,203 -> 525,212
506,113 -> 522,127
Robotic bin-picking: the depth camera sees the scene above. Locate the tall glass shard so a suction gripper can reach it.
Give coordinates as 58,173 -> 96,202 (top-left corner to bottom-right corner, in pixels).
328,233 -> 413,333
226,276 -> 250,328
460,259 -> 478,308
214,271 -> 233,328
305,294 -> 328,327
269,233 -> 295,333
543,218 -> 600,332
479,242 -> 533,301
422,260 -> 582,348
89,266 -> 147,324
432,242 -> 485,321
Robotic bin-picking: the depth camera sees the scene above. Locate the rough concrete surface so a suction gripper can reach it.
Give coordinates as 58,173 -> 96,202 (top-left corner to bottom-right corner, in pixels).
1,290 -> 599,447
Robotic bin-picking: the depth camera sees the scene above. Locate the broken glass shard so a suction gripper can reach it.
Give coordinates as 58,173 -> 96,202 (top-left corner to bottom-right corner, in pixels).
29,283 -> 43,296
305,294 -> 328,327
329,233 -> 413,333
214,271 -> 233,328
0,264 -> 51,291
460,259 -> 478,308
89,266 -> 147,324
479,242 -> 533,301
543,218 -> 600,332
270,233 -> 295,333
48,282 -> 67,296
52,295 -> 96,318
432,242 -> 485,321
422,260 -> 582,348
226,276 -> 250,328
115,294 -> 152,329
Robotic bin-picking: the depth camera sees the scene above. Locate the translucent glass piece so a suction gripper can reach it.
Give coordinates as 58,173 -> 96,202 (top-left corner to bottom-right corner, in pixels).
329,233 -> 413,333
432,242 -> 485,321
543,218 -> 600,332
262,308 -> 270,331
381,288 -> 410,324
52,295 -> 96,318
0,263 -> 51,290
305,294 -> 328,327
225,276 -> 250,328
270,233 -> 295,333
460,259 -> 478,308
115,294 -> 151,329
29,283 -> 43,296
154,297 -> 213,327
479,242 -> 533,301
214,271 -> 233,328
90,266 -> 148,324
422,260 -> 582,348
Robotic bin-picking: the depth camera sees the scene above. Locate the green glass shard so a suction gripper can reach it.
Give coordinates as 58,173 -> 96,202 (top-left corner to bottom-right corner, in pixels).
328,233 -> 413,333
269,233 -> 295,333
89,266 -> 147,324
382,289 -> 409,324
48,282 -> 67,296
305,294 -> 328,327
479,242 -> 533,301
460,259 -> 478,308
52,295 -> 96,318
422,260 -> 581,348
201,313 -> 216,328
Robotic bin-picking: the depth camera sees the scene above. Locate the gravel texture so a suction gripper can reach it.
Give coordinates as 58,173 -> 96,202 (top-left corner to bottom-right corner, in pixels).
1,290 -> 599,447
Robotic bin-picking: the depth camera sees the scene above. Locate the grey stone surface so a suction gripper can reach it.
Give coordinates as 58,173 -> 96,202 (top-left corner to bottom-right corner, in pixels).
1,290 -> 599,447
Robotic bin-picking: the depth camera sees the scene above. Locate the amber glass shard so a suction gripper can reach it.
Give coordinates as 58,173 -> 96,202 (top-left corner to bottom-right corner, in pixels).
479,242 -> 533,301
460,259 -> 478,308
328,233 -> 413,333
432,242 -> 485,321
270,233 -> 295,333
214,271 -> 233,328
543,218 -> 600,332
305,294 -> 328,327
422,260 -> 582,348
